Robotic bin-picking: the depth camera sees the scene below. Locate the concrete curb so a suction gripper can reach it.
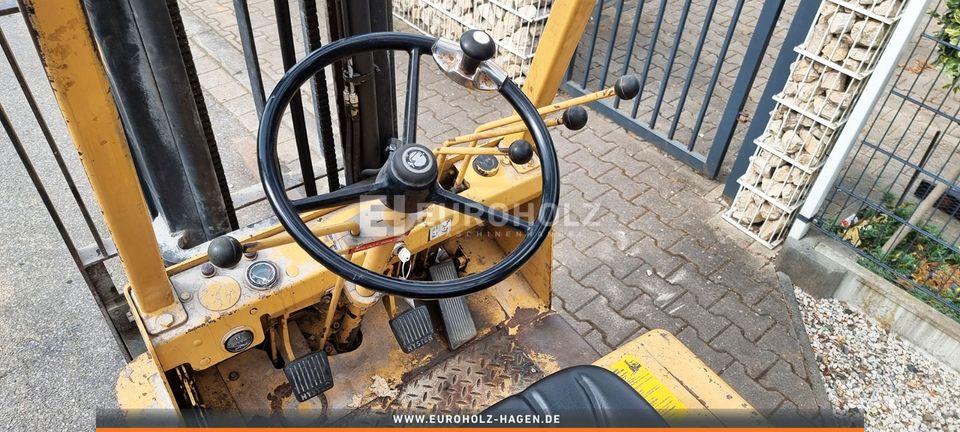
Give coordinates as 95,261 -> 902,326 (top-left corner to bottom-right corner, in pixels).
781,233 -> 960,372
776,271 -> 836,426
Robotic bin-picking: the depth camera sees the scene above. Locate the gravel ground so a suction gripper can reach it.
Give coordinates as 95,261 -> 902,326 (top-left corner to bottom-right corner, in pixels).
796,288 -> 960,431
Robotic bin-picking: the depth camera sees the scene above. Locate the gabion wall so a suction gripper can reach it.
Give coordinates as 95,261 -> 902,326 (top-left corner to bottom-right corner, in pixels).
394,0 -> 552,82
725,0 -> 907,247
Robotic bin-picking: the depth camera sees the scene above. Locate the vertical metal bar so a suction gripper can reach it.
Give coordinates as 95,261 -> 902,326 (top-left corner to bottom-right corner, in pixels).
703,0 -> 784,177
613,0 -> 646,109
668,0 -> 718,139
298,0 -> 341,192
521,0 -> 596,108
597,0 -> 625,90
875,73 -> 957,201
828,29 -> 937,215
580,0 -> 605,88
274,0 -> 318,196
403,49 -> 421,144
896,131 -> 939,207
686,0 -> 745,151
0,29 -> 106,254
791,0 -> 933,240
167,0 -> 238,231
26,0 -> 176,313
649,0 -> 693,128
2,103 -> 132,360
85,0 -> 236,246
723,0 -> 819,197
234,0 -> 267,117
630,0 -> 668,118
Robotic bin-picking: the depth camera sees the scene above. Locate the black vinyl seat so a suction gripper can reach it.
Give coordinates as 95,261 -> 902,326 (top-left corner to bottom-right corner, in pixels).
481,365 -> 668,427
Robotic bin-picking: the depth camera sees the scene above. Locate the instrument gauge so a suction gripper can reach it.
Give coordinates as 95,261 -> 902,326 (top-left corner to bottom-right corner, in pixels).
245,260 -> 280,290
223,328 -> 255,353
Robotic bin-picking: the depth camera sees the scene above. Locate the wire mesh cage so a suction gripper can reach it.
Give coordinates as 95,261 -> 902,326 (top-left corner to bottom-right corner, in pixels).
393,0 -> 552,82
725,0 -> 907,248
801,0 -> 906,77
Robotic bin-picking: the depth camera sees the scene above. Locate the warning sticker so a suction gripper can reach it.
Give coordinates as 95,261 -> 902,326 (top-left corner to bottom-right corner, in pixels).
429,218 -> 453,241
609,354 -> 687,420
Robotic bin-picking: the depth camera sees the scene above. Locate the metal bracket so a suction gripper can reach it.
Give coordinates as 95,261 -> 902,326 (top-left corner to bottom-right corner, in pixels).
131,290 -> 189,335
431,38 -> 507,91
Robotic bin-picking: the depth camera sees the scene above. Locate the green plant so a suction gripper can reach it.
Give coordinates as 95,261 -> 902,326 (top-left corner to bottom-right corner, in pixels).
838,197 -> 960,324
933,0 -> 960,92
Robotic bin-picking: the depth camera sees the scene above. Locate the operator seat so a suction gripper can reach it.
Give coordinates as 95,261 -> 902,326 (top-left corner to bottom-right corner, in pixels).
480,365 -> 668,427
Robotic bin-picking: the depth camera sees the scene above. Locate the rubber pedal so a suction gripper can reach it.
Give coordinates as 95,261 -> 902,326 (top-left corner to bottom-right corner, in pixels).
429,261 -> 478,350
389,305 -> 435,353
283,351 -> 334,402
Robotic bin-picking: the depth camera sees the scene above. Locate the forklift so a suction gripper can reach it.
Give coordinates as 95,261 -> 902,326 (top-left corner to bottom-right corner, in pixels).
19,0 -> 764,427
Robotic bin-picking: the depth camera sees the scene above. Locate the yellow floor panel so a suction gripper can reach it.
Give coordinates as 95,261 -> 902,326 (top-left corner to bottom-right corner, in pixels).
594,329 -> 765,427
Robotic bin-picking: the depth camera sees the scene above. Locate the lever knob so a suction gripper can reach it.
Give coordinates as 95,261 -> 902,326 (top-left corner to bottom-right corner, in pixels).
615,75 -> 641,100
562,106 -> 589,131
508,139 -> 534,165
459,30 -> 496,76
208,236 -> 244,268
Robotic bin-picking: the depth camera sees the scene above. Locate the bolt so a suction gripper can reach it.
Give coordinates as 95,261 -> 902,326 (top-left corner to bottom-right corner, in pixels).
228,371 -> 240,381
178,291 -> 192,302
157,313 -> 175,328
200,262 -> 216,278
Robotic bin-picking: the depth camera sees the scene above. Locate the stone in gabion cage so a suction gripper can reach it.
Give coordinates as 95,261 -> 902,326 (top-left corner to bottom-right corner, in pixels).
725,0 -> 905,248
393,0 -> 553,82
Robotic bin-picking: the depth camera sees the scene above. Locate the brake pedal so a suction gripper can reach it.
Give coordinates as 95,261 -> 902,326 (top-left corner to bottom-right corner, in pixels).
429,260 -> 477,350
283,351 -> 334,402
389,305 -> 435,353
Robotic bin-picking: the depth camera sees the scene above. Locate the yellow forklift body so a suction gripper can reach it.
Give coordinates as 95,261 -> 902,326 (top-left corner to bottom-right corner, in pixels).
26,0 -> 759,425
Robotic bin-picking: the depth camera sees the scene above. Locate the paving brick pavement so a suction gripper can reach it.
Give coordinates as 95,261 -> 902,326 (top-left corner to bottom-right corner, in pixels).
176,0 -> 828,421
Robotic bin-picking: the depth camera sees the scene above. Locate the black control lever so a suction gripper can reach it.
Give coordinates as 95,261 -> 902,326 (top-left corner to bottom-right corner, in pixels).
562,106 -> 589,131
459,30 -> 496,76
508,140 -> 534,165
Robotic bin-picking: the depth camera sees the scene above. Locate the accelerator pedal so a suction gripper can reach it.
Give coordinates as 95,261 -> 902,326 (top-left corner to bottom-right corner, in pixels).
429,260 -> 477,350
389,305 -> 435,353
283,351 -> 334,402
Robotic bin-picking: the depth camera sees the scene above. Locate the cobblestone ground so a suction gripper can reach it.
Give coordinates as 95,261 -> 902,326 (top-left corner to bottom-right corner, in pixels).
175,0 -> 827,419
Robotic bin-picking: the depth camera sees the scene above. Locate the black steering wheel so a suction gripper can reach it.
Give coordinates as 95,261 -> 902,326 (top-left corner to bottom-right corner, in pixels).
258,32 -> 559,299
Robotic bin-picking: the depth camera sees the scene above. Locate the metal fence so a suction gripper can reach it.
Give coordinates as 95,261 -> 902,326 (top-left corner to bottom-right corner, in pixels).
4,0 -> 352,360
812,0 -> 960,321
0,20 -> 142,358
561,0 -> 787,177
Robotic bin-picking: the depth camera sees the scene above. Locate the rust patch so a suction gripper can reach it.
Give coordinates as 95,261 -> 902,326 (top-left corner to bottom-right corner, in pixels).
504,307 -> 541,328
266,382 -> 292,415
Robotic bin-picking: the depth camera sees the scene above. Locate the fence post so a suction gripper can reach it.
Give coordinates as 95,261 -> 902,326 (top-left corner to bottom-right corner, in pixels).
723,0 -> 820,197
789,0 -> 934,240
705,0 -> 786,178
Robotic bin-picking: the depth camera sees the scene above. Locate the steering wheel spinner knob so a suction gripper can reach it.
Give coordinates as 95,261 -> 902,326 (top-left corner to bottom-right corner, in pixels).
459,30 -> 496,76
